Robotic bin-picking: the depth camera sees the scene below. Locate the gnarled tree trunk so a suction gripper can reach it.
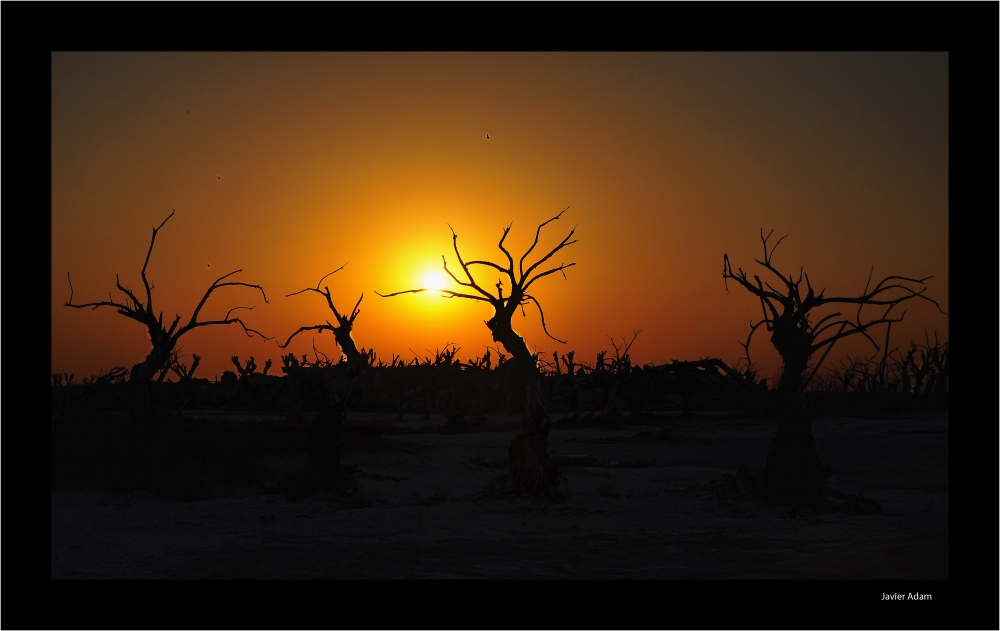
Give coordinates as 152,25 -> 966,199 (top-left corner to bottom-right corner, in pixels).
282,272 -> 367,499
130,326 -> 177,382
765,317 -> 826,509
487,309 -> 562,501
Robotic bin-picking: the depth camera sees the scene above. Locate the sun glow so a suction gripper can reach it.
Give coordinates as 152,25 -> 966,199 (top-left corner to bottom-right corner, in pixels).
423,270 -> 446,293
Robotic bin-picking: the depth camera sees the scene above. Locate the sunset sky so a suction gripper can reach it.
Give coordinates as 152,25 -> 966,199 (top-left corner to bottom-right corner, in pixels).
51,53 -> 949,382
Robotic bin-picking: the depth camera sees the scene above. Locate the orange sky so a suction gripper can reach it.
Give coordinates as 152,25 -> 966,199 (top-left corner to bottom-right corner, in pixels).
52,53 -> 949,382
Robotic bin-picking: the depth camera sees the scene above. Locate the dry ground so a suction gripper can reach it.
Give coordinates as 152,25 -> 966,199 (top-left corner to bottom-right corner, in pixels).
51,411 -> 948,579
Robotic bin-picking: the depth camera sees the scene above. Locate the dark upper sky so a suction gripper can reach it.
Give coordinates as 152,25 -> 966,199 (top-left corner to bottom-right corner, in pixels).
52,52 -> 948,380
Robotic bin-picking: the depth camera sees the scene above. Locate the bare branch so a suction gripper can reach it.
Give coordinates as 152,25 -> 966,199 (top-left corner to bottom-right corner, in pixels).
811,311 -> 908,353
115,274 -> 145,313
66,272 -> 75,305
722,254 -> 735,293
349,293 -> 363,322
519,206 -> 569,278
761,229 -> 787,264
442,255 -> 494,300
739,319 -> 767,368
524,262 -> 577,291
286,263 -> 348,298
803,322 -> 848,390
184,316 -> 271,341
722,255 -> 783,305
524,294 -> 566,343
496,222 -> 516,277
224,305 -> 254,320
817,275 -> 946,314
286,286 -> 326,299
450,224 -> 492,286
279,324 -> 335,349
811,311 -> 843,333
312,337 -> 332,365
753,277 -> 782,322
376,272 -> 495,303
65,298 -> 132,312
178,270 -> 268,340
375,287 -> 429,298
615,329 -> 642,358
165,314 -> 182,336
66,273 -> 133,312
762,279 -> 787,297
324,289 -> 344,322
520,225 -> 578,285
186,269 -> 239,319
140,210 -> 175,313
440,290 -> 492,302
747,229 -> 798,295
443,227 -> 499,299
315,263 -> 348,289
466,260 -> 510,275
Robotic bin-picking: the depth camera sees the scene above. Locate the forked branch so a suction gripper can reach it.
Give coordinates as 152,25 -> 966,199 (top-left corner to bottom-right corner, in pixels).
282,266 -> 364,357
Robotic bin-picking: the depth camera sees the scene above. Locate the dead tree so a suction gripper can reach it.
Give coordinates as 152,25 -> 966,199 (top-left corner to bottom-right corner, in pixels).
722,229 -> 946,508
282,264 -> 366,372
280,265 -> 367,498
66,210 -> 269,383
377,207 -> 577,500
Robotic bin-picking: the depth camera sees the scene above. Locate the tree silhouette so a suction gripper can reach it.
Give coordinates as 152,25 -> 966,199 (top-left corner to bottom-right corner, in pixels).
281,265 -> 367,498
281,264 -> 366,371
377,207 -> 577,500
65,210 -> 269,382
722,229 -> 946,508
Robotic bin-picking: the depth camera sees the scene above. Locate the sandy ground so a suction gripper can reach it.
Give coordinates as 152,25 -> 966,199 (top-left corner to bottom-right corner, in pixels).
51,412 -> 948,579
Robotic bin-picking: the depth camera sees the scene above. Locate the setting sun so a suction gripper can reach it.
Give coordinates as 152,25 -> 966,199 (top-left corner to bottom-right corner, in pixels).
423,270 -> 446,292
51,52 -> 948,384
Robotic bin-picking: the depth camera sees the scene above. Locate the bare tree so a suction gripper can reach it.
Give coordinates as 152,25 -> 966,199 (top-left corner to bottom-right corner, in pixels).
722,229 -> 946,507
281,264 -> 366,372
66,211 -> 269,382
377,208 -> 578,500
280,265 -> 368,498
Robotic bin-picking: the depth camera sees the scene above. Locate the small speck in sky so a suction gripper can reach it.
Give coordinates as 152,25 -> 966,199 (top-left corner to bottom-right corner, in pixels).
206,263 -> 211,268
485,133 -> 490,140
217,175 -> 221,180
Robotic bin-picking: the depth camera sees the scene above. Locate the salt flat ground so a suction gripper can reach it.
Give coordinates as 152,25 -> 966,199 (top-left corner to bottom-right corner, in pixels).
51,412 -> 947,579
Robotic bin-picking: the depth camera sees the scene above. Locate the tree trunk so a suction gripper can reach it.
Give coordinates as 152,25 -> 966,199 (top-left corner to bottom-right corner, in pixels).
289,332 -> 366,500
766,334 -> 826,509
487,313 -> 562,500
130,327 -> 176,382
333,326 -> 364,371
287,368 -> 357,499
764,411 -> 826,509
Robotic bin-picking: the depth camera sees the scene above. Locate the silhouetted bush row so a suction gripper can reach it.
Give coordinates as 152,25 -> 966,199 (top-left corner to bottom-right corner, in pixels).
51,346 -> 768,417
808,333 -> 948,396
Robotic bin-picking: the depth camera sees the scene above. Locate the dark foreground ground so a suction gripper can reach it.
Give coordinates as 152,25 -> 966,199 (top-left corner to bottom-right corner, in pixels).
51,411 -> 947,579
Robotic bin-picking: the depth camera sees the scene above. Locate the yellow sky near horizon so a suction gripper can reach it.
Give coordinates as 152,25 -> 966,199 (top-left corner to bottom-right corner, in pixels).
52,52 -> 949,382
